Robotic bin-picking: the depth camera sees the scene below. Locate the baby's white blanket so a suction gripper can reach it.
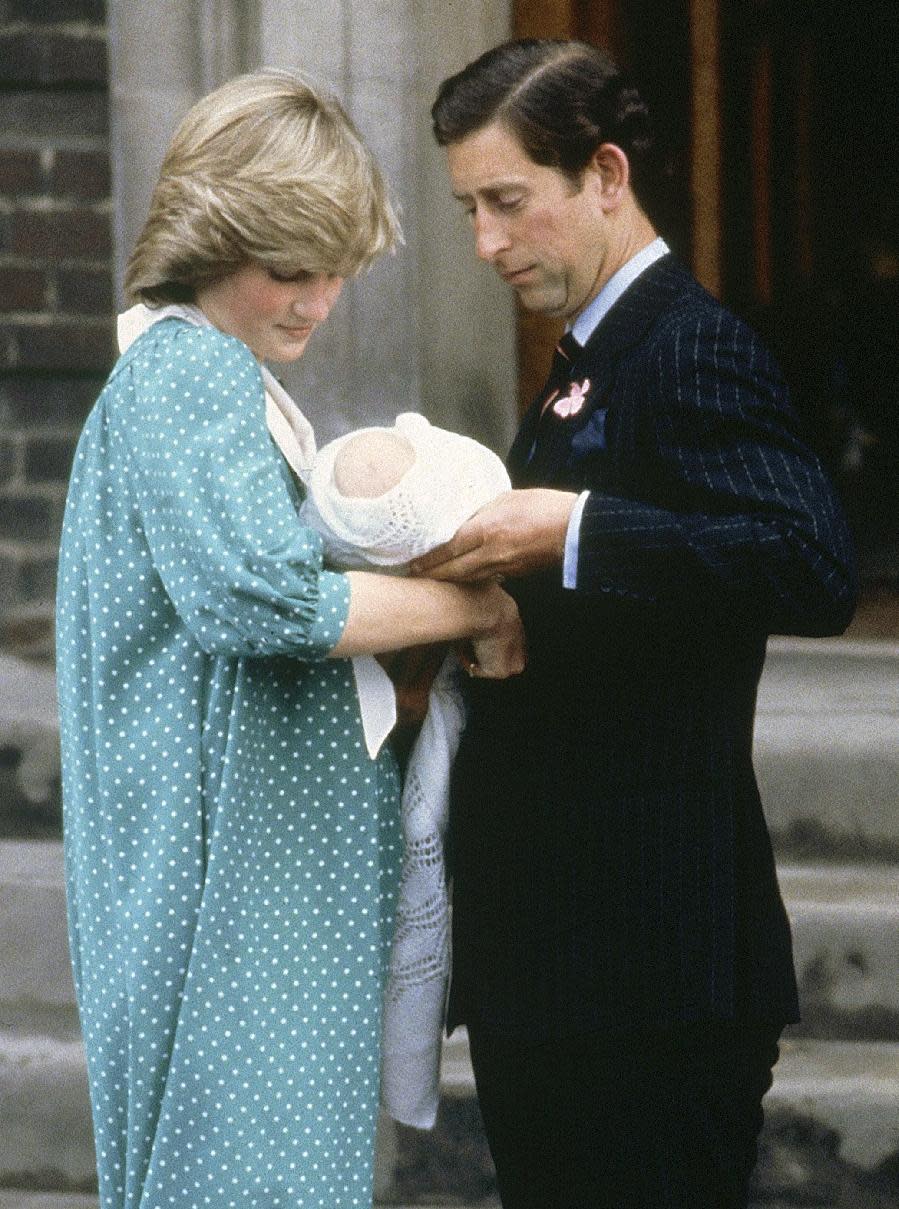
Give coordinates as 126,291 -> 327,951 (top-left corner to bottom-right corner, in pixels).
302,416 -> 510,1127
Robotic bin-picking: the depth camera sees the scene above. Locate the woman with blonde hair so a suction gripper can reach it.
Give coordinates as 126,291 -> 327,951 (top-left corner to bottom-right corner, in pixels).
57,69 -> 523,1209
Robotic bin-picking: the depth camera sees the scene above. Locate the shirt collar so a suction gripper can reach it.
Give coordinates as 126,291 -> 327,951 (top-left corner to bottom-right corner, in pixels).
570,236 -> 670,346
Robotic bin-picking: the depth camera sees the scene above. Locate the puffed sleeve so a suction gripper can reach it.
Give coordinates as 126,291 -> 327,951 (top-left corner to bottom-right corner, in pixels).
110,320 -> 350,658
575,308 -> 858,636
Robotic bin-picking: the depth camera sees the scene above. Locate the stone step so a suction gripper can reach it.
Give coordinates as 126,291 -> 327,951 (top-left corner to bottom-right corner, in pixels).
0,1200 -> 879,1209
0,1191 -> 885,1209
0,1201 -> 501,1209
2,637 -> 897,849
754,1039 -> 899,1208
5,842 -> 896,1040
0,1200 -> 502,1209
779,864 -> 899,1040
2,1022 -> 897,1205
0,841 -> 73,1009
0,1197 -> 99,1209
756,638 -> 899,859
0,1009 -> 94,1193
766,1039 -> 899,1170
425,1032 -> 899,1207
443,1030 -> 899,1142
0,655 -> 60,838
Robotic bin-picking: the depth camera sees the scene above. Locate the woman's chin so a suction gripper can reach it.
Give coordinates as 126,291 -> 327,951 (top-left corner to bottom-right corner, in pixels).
266,336 -> 313,363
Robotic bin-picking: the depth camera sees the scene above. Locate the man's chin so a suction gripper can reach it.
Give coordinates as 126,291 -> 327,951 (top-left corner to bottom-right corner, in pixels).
516,286 -> 568,318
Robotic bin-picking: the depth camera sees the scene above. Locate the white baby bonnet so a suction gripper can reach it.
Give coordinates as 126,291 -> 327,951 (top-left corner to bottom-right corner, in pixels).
302,412 -> 511,568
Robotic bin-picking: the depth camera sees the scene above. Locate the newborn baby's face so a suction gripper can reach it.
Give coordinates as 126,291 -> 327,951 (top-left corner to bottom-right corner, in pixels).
332,430 -> 416,498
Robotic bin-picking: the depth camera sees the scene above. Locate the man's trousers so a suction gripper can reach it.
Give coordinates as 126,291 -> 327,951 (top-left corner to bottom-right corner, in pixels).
467,1019 -> 782,1209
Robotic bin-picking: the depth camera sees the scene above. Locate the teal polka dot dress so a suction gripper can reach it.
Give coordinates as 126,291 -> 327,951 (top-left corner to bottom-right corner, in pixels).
56,318 -> 402,1209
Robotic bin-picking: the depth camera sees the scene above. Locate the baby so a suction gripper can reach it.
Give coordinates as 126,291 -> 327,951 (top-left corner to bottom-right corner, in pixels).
300,410 -> 510,571
299,412 -> 511,1129
332,428 -> 416,498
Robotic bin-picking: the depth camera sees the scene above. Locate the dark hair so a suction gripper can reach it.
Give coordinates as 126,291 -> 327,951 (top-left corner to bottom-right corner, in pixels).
432,39 -> 659,209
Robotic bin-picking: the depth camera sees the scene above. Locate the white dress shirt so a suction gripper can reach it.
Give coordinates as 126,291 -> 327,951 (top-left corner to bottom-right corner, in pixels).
562,236 -> 670,587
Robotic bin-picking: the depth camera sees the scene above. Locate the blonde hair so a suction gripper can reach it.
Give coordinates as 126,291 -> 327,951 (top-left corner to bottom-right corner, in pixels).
125,69 -> 400,304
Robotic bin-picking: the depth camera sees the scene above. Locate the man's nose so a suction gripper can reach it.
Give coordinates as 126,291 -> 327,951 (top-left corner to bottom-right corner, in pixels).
301,274 -> 344,320
474,212 -> 510,262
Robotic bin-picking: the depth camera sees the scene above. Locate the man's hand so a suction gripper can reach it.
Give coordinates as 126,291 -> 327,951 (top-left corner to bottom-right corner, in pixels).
409,489 -> 579,582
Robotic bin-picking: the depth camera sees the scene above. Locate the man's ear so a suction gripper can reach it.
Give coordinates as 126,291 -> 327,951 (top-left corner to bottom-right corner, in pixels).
588,142 -> 630,211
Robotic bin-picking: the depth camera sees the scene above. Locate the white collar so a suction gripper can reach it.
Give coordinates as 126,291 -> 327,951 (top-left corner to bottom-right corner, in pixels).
570,236 -> 670,346
117,302 -> 318,483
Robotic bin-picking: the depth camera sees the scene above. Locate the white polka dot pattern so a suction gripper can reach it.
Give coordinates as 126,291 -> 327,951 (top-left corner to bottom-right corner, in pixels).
56,318 -> 402,1209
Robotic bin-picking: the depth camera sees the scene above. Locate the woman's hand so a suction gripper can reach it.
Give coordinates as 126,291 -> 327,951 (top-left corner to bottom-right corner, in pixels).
334,571 -> 526,663
458,582 -> 527,678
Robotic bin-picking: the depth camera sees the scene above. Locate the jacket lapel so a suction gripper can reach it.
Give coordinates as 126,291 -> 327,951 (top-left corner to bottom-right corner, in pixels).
511,255 -> 690,487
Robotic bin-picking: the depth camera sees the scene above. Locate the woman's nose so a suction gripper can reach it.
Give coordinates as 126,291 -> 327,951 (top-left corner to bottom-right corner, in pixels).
301,274 -> 344,320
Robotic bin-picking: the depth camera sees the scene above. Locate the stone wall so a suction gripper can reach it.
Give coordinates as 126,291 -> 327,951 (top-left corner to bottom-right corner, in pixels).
0,0 -> 113,652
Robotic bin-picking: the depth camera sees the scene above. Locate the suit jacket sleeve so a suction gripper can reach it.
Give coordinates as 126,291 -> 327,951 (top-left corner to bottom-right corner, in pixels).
574,305 -> 857,636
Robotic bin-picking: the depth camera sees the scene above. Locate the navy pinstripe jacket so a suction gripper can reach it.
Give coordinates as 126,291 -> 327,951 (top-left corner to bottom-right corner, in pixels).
447,255 -> 857,1038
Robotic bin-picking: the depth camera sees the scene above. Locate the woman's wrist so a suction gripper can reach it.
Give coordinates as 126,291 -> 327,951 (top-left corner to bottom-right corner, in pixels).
331,571 -> 518,657
464,580 -> 518,638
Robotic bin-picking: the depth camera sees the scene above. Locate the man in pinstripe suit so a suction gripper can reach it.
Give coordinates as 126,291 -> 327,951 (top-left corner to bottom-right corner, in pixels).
413,39 -> 857,1209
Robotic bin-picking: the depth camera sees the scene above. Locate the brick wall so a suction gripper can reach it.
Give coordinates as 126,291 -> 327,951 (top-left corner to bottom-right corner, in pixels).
0,0 -> 113,652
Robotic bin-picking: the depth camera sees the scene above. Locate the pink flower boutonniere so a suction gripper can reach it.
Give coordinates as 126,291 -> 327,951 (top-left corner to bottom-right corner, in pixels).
552,377 -> 591,418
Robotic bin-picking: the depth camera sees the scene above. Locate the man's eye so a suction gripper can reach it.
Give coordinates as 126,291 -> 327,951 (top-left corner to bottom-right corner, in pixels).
495,195 -> 523,211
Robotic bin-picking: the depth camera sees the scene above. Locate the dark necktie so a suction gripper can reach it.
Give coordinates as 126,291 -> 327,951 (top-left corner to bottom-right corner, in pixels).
510,331 -> 584,476
538,331 -> 582,418
520,331 -> 582,466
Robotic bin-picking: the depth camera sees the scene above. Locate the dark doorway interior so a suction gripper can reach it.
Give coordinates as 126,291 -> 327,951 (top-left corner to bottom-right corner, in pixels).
721,0 -> 898,592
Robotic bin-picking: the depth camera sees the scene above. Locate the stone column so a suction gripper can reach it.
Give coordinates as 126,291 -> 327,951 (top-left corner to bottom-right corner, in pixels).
108,0 -> 516,449
107,1 -> 244,304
